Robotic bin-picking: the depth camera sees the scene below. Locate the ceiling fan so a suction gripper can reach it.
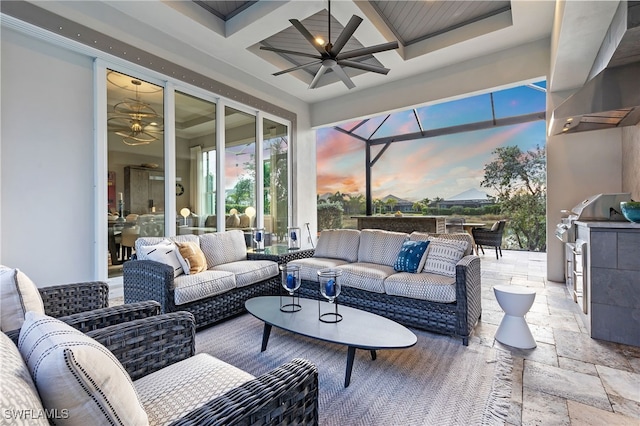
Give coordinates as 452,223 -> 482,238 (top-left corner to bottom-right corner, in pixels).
260,0 -> 398,90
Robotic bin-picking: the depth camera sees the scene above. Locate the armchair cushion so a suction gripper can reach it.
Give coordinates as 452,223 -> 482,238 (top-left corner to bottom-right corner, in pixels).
0,332 -> 48,425
0,266 -> 45,332
422,237 -> 468,278
491,221 -> 501,231
135,353 -> 254,426
18,312 -> 149,426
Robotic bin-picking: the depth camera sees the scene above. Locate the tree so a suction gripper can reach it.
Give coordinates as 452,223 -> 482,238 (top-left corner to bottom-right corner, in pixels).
481,145 -> 546,251
385,198 -> 397,213
373,198 -> 383,215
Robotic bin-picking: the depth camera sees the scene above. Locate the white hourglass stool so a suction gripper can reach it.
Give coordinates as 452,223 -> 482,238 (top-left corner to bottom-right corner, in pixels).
493,285 -> 537,349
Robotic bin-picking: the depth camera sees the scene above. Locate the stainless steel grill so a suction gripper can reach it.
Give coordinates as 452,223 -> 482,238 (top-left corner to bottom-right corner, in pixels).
555,193 -> 631,243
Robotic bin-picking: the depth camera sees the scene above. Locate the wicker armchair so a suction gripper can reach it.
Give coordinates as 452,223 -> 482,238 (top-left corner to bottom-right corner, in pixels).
472,220 -> 506,259
88,312 -> 319,425
5,280 -> 160,343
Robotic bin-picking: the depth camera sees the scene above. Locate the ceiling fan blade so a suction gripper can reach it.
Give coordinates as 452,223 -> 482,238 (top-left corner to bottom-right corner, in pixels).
330,15 -> 363,56
260,45 -> 322,60
331,65 -> 356,90
273,60 -> 322,76
338,60 -> 391,75
290,19 -> 328,56
309,64 -> 330,89
337,41 -> 399,60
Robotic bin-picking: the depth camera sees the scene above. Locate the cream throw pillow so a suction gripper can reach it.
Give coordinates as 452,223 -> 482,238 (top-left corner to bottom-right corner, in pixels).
176,241 -> 208,275
0,266 -> 45,332
18,312 -> 149,426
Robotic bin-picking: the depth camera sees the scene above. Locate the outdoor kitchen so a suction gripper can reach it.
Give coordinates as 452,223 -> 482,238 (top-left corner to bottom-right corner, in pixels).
556,193 -> 640,347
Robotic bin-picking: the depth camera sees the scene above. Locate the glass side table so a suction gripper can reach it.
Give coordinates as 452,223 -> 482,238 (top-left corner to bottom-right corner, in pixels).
247,246 -> 315,265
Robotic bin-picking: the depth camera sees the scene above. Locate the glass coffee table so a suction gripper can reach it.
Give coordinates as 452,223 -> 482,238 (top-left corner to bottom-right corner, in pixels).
245,296 -> 417,387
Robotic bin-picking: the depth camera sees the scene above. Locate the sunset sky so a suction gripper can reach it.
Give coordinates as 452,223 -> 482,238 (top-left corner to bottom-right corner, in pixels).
316,82 -> 546,202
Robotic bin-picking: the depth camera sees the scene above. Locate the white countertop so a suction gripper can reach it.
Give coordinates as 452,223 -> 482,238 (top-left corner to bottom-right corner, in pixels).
575,220 -> 640,229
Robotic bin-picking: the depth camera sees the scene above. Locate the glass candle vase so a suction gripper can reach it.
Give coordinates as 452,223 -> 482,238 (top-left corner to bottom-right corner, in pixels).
252,228 -> 265,251
288,227 -> 301,250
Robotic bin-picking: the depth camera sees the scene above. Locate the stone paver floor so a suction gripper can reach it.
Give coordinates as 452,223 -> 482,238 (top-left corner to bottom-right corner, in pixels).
473,250 -> 640,425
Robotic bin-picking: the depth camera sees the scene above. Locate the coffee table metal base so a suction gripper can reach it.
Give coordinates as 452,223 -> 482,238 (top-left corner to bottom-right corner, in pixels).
260,323 -> 376,387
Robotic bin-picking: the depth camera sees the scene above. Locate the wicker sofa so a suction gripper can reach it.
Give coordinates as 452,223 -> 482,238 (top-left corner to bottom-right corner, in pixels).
289,229 -> 481,345
1,311 -> 319,425
124,230 -> 280,328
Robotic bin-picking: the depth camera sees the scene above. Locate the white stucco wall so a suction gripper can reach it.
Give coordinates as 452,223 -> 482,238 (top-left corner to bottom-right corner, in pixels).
1,27 -> 96,285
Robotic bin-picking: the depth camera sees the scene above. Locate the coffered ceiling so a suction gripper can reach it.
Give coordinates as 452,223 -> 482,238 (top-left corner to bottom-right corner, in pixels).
2,0 -> 623,123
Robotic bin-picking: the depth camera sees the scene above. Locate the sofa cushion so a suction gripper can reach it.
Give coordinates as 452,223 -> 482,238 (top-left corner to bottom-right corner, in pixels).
135,353 -> 254,426
0,266 -> 45,332
139,240 -> 185,278
336,262 -> 396,293
314,229 -> 361,262
288,258 -> 352,282
173,271 -> 236,305
384,272 -> 457,303
136,234 -> 199,257
411,232 -> 474,257
358,229 -> 408,267
200,230 -> 247,267
0,332 -> 49,425
212,260 -> 278,288
423,237 -> 469,278
18,312 -> 149,426
394,240 -> 430,273
176,241 -> 208,275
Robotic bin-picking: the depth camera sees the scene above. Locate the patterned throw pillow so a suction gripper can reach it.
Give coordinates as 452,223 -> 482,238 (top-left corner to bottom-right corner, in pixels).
0,266 -> 45,332
423,237 -> 469,277
18,312 -> 149,426
0,332 -> 49,426
394,240 -> 430,273
139,240 -> 184,278
176,241 -> 208,275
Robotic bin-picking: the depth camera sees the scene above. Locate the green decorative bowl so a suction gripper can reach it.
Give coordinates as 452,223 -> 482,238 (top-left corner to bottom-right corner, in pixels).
620,201 -> 640,223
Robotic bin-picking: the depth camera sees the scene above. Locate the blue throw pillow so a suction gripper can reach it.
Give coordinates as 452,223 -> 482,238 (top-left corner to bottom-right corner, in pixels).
394,240 -> 430,273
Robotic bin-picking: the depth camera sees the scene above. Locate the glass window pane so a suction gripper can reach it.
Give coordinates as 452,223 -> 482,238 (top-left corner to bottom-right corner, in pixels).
225,107 -> 256,237
417,94 -> 493,131
493,83 -> 546,118
175,91 -> 216,235
107,70 -> 164,272
263,118 -> 289,245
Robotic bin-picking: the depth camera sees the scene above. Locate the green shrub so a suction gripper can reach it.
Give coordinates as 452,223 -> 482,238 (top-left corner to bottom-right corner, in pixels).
317,202 -> 343,231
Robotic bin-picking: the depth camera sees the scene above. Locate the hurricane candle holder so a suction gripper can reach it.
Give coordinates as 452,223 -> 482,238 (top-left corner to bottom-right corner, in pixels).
317,268 -> 343,323
280,264 -> 301,312
253,228 -> 265,251
288,227 -> 301,250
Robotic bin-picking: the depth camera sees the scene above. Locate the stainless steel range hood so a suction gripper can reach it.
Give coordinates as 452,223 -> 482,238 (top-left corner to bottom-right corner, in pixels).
550,1 -> 640,135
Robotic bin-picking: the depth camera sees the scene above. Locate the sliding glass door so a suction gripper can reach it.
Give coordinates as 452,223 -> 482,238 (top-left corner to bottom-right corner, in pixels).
106,70 -> 164,272
174,91 -> 216,235
104,67 -> 291,274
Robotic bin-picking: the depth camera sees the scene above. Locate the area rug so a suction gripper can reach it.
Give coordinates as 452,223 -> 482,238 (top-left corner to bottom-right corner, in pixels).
196,314 -> 512,426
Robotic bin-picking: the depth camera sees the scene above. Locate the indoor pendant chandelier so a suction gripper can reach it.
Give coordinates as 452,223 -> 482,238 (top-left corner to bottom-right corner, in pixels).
107,79 -> 163,146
